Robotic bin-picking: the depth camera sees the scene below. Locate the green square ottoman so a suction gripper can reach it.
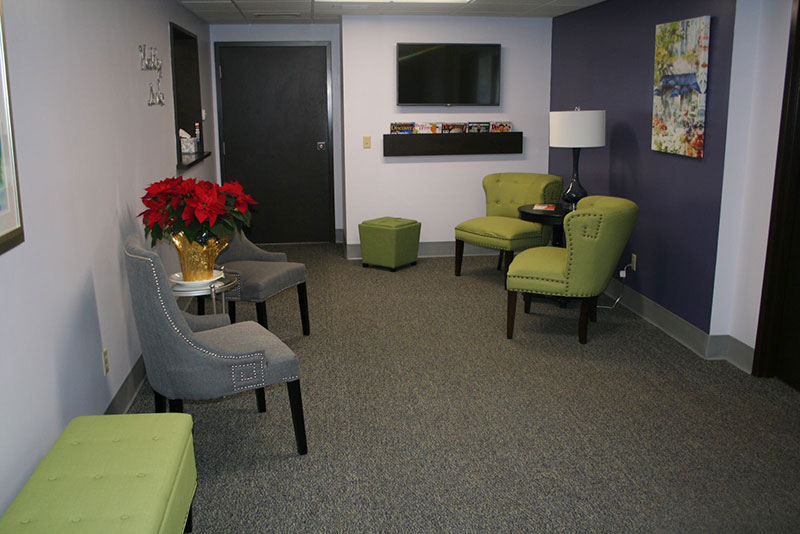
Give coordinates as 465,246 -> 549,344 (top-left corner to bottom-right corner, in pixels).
0,413 -> 196,534
359,217 -> 421,271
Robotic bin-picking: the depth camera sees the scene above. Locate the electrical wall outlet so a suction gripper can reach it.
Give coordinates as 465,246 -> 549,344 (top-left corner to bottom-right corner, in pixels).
102,348 -> 110,376
363,136 -> 371,149
631,253 -> 638,271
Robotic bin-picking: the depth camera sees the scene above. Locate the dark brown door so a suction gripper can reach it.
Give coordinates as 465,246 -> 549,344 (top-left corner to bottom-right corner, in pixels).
216,43 -> 333,243
753,0 -> 800,390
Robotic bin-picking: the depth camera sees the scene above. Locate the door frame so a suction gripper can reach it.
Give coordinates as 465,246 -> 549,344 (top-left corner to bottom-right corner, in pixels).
753,0 -> 800,378
214,41 -> 336,243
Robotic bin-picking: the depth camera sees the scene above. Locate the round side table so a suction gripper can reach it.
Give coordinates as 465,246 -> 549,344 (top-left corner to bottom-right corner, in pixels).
518,204 -> 570,247
171,275 -> 237,315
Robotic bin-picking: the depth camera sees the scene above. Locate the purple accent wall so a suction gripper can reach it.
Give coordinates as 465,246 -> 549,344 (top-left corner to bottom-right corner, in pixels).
550,0 -> 737,332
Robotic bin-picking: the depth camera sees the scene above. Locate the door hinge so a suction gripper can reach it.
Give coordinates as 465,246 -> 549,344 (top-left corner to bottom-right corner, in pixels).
218,65 -> 222,79
222,141 -> 226,156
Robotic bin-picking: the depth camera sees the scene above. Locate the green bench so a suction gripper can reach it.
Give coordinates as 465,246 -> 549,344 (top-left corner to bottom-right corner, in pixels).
0,413 -> 196,533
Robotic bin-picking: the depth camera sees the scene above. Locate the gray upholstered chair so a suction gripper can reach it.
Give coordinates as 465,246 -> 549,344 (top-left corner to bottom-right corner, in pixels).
123,235 -> 307,455
216,231 -> 310,335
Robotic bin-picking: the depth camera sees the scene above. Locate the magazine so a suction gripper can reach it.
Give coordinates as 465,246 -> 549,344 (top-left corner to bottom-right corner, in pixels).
441,122 -> 467,133
413,122 -> 440,134
533,203 -> 556,211
390,122 -> 414,134
468,122 -> 490,133
490,121 -> 512,132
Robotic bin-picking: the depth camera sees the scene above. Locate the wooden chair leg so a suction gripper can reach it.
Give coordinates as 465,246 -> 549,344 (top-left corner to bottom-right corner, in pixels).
286,380 -> 308,455
168,399 -> 184,413
496,250 -> 504,271
256,301 -> 268,329
154,392 -> 167,413
523,293 -> 532,314
589,295 -> 598,322
455,239 -> 464,276
507,290 -> 517,339
297,282 -> 310,335
503,250 -> 515,289
503,250 -> 515,273
255,387 -> 266,413
228,300 -> 236,323
579,298 -> 592,344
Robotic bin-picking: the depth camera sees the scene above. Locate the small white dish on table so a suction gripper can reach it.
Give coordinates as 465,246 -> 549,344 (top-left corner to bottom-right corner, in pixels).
169,270 -> 236,314
169,269 -> 224,288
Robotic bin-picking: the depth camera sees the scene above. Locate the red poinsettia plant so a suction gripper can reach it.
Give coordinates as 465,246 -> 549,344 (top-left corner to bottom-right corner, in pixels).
139,177 -> 257,246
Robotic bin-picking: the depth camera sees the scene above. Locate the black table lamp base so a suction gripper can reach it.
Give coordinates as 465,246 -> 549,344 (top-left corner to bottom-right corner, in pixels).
562,147 -> 588,208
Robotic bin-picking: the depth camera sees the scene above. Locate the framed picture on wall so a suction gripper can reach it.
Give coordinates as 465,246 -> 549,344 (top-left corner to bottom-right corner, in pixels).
651,15 -> 710,159
0,1 -> 22,255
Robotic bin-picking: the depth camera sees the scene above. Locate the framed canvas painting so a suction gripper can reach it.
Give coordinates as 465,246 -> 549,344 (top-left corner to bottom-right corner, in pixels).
651,16 -> 710,158
0,1 -> 21,255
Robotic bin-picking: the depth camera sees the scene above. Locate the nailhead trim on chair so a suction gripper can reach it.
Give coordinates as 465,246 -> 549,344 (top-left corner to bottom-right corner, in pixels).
508,211 -> 604,299
456,229 -> 542,244
564,212 -> 603,288
511,287 -> 598,298
231,361 -> 265,392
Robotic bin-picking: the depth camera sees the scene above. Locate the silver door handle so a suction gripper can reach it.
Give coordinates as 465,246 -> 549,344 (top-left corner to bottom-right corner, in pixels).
317,141 -> 326,151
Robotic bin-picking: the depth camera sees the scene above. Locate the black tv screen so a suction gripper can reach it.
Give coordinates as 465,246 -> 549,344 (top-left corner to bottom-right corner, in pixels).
397,43 -> 501,106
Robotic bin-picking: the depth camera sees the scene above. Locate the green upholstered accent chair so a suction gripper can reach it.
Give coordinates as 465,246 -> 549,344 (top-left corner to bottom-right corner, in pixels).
454,172 -> 563,277
506,196 -> 638,344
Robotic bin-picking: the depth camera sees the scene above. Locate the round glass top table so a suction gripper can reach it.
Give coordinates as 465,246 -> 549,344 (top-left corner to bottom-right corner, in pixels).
170,275 -> 237,315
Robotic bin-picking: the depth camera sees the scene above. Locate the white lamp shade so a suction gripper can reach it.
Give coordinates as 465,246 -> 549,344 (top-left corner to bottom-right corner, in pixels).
549,110 -> 606,148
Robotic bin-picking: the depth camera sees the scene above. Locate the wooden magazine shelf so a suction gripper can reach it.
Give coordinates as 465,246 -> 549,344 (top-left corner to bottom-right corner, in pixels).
383,132 -> 523,157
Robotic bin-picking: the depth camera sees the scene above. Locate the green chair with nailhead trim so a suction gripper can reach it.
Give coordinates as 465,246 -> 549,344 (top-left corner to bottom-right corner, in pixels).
506,196 -> 638,343
455,172 -> 563,278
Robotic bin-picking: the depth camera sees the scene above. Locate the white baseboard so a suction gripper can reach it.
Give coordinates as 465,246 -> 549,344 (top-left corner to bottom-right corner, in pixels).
346,240 -> 498,260
605,279 -> 753,373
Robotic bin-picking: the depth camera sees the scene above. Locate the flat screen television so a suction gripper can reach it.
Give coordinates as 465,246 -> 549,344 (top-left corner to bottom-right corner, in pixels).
397,43 -> 501,106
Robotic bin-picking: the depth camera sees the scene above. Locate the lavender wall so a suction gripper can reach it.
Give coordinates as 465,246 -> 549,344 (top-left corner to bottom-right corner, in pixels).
550,0 -> 736,332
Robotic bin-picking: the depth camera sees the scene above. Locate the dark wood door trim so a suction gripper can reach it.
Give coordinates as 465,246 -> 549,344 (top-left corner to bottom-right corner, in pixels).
753,0 -> 800,379
213,41 -> 335,243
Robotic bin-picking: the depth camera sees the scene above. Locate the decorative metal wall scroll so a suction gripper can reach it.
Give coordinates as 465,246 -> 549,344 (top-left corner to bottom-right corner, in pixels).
139,44 -> 165,107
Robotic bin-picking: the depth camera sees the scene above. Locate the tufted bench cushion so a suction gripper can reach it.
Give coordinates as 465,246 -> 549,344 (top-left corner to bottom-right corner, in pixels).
0,413 -> 196,533
359,217 -> 421,270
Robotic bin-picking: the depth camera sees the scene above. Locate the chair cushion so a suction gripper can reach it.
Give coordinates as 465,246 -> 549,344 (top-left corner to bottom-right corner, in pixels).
195,321 -> 300,384
455,216 -> 545,251
0,413 -> 195,534
221,260 -> 306,302
507,246 -> 569,296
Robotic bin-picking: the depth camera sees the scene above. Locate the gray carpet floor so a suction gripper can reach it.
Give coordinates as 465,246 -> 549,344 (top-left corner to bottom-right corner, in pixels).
128,244 -> 800,533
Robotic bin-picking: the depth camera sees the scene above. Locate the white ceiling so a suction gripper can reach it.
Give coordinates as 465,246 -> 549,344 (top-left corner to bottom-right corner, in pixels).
178,0 -> 606,24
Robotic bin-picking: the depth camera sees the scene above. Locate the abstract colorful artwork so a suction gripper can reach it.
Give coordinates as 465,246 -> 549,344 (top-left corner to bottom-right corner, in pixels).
651,16 -> 710,158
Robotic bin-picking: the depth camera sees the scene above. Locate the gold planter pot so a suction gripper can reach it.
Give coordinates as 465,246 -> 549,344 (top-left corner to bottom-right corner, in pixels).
171,231 -> 230,281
